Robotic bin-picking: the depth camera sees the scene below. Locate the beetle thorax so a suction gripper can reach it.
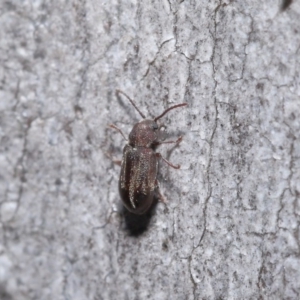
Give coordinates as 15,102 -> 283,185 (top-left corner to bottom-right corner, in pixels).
129,119 -> 159,148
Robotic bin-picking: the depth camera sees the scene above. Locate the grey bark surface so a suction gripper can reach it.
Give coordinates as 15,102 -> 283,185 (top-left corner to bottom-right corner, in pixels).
0,0 -> 300,299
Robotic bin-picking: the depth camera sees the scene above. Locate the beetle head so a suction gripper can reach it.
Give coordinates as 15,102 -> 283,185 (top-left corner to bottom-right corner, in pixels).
129,119 -> 159,148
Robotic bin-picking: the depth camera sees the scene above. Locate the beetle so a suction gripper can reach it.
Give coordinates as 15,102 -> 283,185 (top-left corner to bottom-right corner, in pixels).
110,89 -> 187,215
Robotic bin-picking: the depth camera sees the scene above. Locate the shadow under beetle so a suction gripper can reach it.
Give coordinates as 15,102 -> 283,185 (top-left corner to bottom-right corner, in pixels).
111,90 -> 187,215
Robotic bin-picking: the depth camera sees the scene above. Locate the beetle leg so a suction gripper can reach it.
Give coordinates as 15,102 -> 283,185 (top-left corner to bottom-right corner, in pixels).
104,152 -> 122,166
158,136 -> 182,145
155,180 -> 167,203
156,152 -> 180,169
112,159 -> 122,166
109,124 -> 128,141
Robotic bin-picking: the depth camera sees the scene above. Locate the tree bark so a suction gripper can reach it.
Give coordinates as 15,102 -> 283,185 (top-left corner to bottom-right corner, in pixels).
0,0 -> 299,299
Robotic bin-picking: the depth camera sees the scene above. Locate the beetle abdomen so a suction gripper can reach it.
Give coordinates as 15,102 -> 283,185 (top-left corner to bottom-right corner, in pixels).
119,145 -> 158,214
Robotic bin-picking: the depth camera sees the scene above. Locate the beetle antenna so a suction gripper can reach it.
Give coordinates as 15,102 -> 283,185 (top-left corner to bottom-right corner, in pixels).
116,89 -> 146,119
154,103 -> 187,122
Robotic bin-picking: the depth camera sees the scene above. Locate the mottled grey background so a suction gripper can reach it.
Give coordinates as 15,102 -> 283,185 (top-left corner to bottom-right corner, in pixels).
0,0 -> 300,299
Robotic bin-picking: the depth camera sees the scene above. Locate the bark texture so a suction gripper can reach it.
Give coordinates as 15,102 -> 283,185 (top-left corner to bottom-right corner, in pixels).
0,0 -> 300,299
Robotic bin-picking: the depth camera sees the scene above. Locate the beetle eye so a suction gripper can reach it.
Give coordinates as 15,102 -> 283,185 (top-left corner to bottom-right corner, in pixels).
152,123 -> 158,130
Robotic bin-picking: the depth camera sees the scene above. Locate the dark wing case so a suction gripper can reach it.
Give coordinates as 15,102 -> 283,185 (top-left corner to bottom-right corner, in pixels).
119,144 -> 158,214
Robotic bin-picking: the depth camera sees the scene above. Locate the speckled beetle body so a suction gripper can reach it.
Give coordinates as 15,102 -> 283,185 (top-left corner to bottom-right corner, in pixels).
113,90 -> 187,215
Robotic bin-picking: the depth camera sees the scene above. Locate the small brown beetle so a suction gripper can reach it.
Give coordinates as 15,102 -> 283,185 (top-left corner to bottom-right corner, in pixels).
111,90 -> 187,215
